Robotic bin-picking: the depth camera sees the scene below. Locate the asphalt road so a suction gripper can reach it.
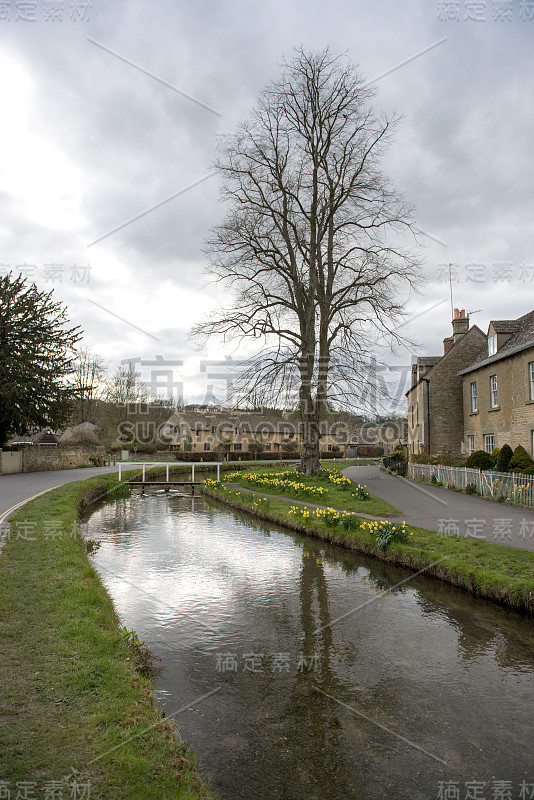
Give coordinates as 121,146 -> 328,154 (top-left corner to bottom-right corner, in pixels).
0,465 -> 122,524
343,464 -> 534,554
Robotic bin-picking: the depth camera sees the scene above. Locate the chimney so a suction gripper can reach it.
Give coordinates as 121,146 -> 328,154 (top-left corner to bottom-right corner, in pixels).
443,336 -> 454,355
452,308 -> 469,342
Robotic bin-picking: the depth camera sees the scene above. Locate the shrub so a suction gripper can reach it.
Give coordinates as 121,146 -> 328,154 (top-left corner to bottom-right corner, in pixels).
409,453 -> 466,467
465,482 -> 479,495
508,445 -> 534,473
495,443 -> 513,472
465,450 -> 492,470
489,446 -> 500,468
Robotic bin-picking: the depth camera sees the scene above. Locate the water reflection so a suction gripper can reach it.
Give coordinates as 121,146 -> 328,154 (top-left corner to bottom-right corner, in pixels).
85,492 -> 534,800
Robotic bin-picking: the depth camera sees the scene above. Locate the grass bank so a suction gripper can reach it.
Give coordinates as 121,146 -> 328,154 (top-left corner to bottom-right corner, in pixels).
0,472 -> 214,800
202,475 -> 534,616
223,464 -> 399,517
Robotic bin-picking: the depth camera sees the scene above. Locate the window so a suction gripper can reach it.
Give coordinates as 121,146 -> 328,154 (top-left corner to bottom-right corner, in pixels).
470,382 -> 478,413
234,443 -> 242,451
235,427 -> 239,434
203,443 -> 210,451
484,434 -> 495,453
328,445 -> 332,451
265,443 -> 271,451
410,405 -> 414,426
467,435 -> 475,455
171,425 -> 180,434
196,430 -> 201,436
488,334 -> 497,356
490,375 -> 498,408
529,362 -> 534,401
211,426 -> 216,434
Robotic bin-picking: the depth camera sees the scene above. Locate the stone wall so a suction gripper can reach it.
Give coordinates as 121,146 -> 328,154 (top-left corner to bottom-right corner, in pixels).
20,445 -> 106,474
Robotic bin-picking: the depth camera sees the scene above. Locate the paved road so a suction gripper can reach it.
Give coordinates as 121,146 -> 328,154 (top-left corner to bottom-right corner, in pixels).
343,464 -> 534,554
0,465 -> 123,523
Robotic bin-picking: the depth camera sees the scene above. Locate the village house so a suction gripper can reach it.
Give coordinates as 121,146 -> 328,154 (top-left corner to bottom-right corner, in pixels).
160,410 -> 345,455
407,308 -> 534,458
459,310 -> 534,456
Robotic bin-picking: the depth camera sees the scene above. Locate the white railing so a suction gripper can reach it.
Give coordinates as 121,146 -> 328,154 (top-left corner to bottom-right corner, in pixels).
118,461 -> 222,482
407,463 -> 534,506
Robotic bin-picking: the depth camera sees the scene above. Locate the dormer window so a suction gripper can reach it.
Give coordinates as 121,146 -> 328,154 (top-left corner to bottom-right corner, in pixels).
488,334 -> 497,356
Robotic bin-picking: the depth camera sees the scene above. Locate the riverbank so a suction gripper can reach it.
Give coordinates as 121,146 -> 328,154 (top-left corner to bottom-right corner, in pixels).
202,478 -> 534,615
0,473 -> 214,799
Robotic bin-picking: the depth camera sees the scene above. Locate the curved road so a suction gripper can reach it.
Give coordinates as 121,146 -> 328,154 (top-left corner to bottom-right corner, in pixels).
0,465 -> 122,525
343,464 -> 534,554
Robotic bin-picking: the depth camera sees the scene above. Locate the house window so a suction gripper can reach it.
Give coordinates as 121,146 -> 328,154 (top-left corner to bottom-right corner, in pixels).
410,405 -> 414,426
265,443 -> 271,451
234,443 -> 242,451
196,430 -> 201,436
235,427 -> 239,434
467,435 -> 475,455
328,445 -> 332,451
488,334 -> 497,356
484,434 -> 495,453
171,426 -> 180,434
211,426 -> 216,434
203,443 -> 210,451
470,382 -> 477,413
490,375 -> 498,408
529,362 -> 534,401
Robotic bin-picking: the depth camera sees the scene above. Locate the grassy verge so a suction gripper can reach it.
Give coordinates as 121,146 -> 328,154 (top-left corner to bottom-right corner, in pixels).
0,473 -> 214,800
202,482 -> 534,616
223,464 -> 399,517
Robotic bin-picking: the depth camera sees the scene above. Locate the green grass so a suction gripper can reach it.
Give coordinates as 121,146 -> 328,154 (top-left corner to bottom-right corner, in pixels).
0,473 -> 214,799
223,464 -> 399,517
202,482 -> 534,615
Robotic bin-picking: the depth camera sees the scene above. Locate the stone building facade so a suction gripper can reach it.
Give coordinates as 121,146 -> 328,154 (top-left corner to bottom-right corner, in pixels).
160,410 -> 345,454
407,308 -> 534,457
406,310 -> 487,455
459,311 -> 534,456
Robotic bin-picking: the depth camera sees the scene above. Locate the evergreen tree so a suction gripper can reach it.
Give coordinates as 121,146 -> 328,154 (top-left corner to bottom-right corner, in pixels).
0,272 -> 82,446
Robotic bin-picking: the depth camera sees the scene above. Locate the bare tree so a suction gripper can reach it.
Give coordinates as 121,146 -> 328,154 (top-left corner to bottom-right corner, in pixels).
105,361 -> 148,405
68,345 -> 107,423
193,48 -> 421,473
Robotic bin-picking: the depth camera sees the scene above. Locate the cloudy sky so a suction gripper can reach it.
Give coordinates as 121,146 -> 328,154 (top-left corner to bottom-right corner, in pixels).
1,0 -> 533,409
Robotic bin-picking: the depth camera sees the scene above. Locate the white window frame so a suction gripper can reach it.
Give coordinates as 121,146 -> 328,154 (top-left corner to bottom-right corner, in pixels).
529,362 -> 534,401
484,434 -> 495,453
467,435 -> 475,455
471,382 -> 478,413
488,334 -> 497,356
265,443 -> 271,451
234,443 -> 242,451
490,375 -> 498,408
